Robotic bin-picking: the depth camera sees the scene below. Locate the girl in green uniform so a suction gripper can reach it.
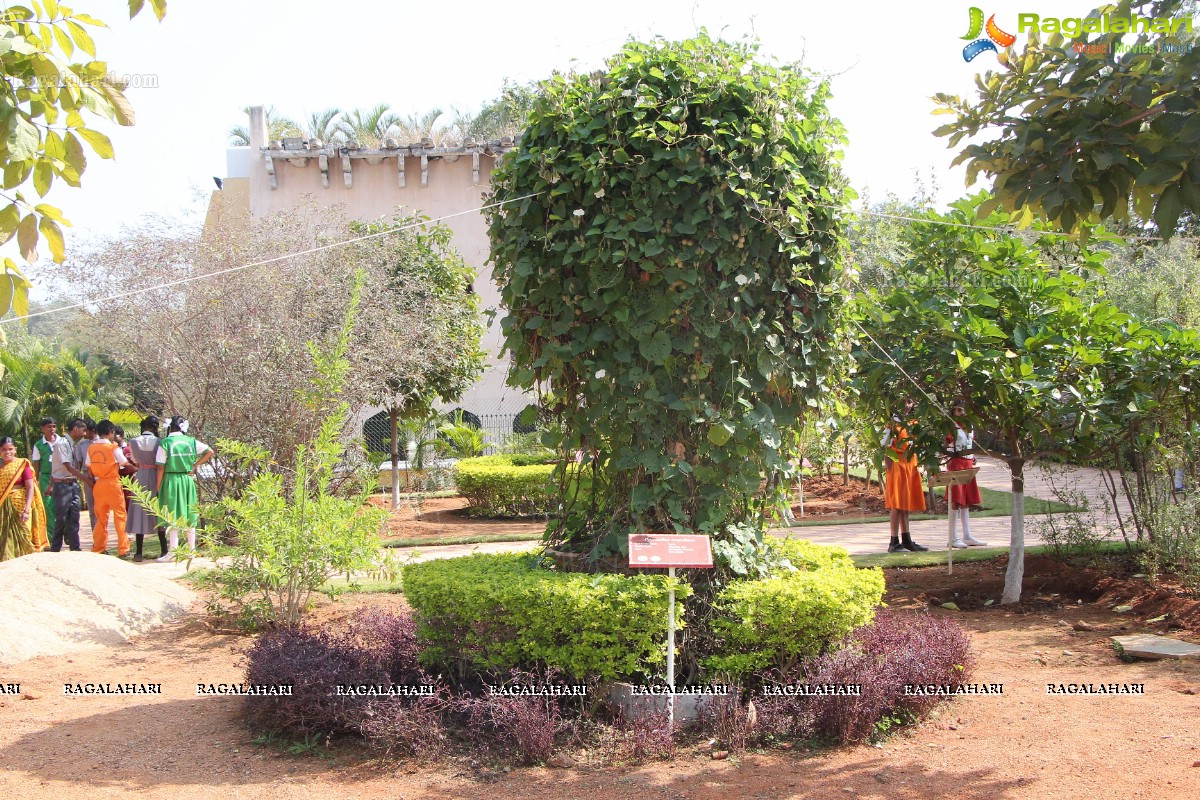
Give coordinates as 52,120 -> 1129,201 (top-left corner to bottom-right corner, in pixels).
155,416 -> 213,562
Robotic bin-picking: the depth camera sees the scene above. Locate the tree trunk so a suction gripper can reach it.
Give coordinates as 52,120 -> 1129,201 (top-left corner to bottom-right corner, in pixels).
1001,459 -> 1025,604
389,406 -> 401,510
842,440 -> 850,485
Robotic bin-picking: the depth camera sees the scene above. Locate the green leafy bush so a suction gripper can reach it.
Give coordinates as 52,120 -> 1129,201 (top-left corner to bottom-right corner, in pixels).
701,539 -> 885,678
402,553 -> 685,682
487,34 -> 851,574
186,277 -> 395,629
453,455 -> 557,517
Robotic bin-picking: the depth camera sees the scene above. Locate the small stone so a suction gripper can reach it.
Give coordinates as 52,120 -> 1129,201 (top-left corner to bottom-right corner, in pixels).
940,602 -> 961,612
948,725 -> 958,731
1057,620 -> 1071,627
1072,621 -> 1097,632
1062,651 -> 1076,656
1113,605 -> 1134,613
21,692 -> 39,700
712,750 -> 730,760
547,753 -> 575,769
1192,760 -> 1200,768
502,766 -> 511,774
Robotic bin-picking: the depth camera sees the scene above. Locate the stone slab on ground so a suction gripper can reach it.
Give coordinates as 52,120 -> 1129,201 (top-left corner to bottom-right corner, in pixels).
1111,634 -> 1200,660
0,551 -> 195,666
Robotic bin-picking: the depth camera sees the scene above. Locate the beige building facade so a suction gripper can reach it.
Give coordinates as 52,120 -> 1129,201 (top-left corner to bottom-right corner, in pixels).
207,106 -> 532,442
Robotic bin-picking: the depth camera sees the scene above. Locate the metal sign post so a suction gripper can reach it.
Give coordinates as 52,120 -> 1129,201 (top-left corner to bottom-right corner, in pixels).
628,533 -> 713,727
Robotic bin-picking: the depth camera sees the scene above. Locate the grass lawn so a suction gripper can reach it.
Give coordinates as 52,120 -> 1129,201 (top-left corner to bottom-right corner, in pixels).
850,540 -> 1131,569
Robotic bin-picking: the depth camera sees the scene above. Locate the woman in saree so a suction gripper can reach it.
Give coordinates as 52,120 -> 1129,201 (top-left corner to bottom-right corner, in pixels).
0,436 -> 49,560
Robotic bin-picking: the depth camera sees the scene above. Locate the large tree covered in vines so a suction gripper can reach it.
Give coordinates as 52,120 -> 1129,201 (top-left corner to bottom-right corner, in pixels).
487,35 -> 851,575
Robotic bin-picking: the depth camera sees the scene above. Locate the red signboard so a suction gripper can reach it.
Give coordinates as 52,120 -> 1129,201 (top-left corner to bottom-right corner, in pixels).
628,534 -> 714,569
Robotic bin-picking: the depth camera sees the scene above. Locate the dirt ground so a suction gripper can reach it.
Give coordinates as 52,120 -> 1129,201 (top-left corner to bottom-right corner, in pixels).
379,496 -> 545,542
3,555 -> 1199,799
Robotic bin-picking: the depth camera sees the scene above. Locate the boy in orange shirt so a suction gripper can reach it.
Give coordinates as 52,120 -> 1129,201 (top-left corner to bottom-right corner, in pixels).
86,420 -> 130,557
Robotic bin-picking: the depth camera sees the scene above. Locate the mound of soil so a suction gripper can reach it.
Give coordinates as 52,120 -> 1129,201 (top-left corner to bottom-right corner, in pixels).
885,554 -> 1200,633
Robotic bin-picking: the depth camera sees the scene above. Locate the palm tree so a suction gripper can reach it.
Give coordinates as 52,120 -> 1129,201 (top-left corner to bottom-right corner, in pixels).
303,108 -> 343,144
0,337 -> 53,452
335,104 -> 402,147
228,106 -> 302,146
47,352 -> 132,424
395,108 -> 448,144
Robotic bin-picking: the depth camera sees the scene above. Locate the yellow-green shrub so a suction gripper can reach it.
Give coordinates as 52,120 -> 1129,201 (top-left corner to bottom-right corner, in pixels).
402,553 -> 685,682
702,538 -> 885,678
453,455 -> 556,517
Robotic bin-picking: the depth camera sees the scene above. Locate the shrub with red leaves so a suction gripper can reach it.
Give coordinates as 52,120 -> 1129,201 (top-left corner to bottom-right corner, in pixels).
615,706 -> 675,761
241,609 -> 433,739
800,609 -> 975,744
457,669 -> 574,765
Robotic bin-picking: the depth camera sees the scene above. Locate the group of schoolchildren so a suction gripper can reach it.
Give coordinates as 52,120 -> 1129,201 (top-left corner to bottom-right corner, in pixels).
881,398 -> 988,554
0,414 -> 213,563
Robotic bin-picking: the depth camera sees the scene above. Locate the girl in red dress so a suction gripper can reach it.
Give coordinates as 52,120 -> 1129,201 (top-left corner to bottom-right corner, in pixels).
944,400 -> 986,547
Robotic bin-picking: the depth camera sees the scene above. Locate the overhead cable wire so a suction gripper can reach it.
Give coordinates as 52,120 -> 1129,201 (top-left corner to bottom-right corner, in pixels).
1,193 -> 541,326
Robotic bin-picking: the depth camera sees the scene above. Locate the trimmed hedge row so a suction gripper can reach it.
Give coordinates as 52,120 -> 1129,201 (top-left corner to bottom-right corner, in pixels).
452,455 -> 557,518
401,553 -> 683,682
703,538 -> 885,678
402,538 -> 884,683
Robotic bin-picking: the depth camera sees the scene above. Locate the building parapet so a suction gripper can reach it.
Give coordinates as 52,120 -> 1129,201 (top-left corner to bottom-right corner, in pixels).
259,138 -> 517,189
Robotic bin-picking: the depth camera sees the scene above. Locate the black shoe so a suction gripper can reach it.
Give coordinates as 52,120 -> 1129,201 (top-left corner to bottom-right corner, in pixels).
888,541 -> 907,553
133,554 -> 143,563
901,533 -> 929,552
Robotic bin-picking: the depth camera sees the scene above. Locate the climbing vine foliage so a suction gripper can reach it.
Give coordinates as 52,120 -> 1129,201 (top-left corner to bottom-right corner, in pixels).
487,34 -> 851,575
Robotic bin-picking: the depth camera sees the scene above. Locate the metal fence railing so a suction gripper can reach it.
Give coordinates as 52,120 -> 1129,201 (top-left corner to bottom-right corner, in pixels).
360,408 -> 542,458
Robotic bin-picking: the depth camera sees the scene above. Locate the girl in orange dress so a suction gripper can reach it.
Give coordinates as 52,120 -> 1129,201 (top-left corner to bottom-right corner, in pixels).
883,399 -> 927,553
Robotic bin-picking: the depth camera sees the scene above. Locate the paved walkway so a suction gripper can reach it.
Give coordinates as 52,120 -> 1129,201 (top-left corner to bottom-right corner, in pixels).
63,458 -> 1127,568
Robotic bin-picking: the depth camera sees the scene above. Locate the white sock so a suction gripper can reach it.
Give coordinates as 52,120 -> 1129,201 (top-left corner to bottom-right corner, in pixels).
949,505 -> 958,541
186,528 -> 196,550
156,528 -> 179,561
959,508 -> 972,540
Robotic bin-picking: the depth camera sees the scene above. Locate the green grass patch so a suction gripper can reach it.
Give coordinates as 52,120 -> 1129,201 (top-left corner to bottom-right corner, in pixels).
322,574 -> 404,594
383,532 -> 542,548
850,540 -> 1130,569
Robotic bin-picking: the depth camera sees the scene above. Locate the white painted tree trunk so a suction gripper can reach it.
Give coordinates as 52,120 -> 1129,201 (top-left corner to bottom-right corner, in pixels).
1001,465 -> 1025,604
390,407 -> 402,510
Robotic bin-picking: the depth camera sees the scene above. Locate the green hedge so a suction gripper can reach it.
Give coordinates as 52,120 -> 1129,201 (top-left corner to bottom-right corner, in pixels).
402,553 -> 683,682
403,539 -> 885,684
702,538 -> 885,678
453,455 -> 557,517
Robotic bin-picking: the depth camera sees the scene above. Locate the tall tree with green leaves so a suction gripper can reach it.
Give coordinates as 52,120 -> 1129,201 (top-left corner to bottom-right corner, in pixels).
344,215 -> 486,507
849,194 -> 1162,603
488,34 -> 851,576
0,0 -> 165,317
932,0 -> 1199,239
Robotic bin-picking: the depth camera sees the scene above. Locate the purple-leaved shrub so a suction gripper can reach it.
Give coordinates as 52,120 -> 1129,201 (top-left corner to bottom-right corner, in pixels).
800,609 -> 975,743
241,609 -> 433,739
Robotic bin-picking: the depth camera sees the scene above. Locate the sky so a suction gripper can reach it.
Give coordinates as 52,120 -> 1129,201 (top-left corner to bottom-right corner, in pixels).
18,0 -> 1117,292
